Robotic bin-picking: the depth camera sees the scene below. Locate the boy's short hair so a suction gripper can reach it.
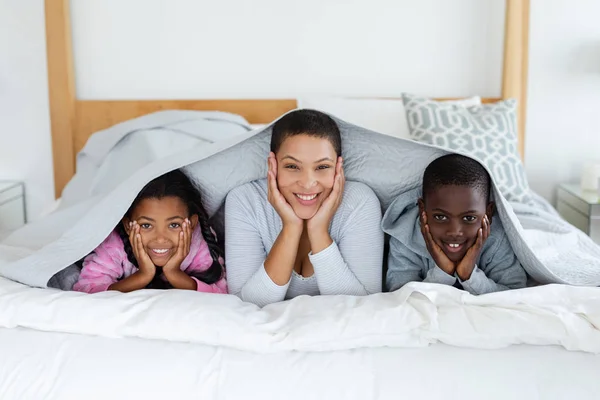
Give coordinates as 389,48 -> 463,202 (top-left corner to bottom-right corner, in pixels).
271,109 -> 342,156
422,154 -> 491,201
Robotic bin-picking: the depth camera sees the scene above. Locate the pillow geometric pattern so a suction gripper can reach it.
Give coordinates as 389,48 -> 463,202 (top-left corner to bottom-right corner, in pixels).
403,93 -> 532,204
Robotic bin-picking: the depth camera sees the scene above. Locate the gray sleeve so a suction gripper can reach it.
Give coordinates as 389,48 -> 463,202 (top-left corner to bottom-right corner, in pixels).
224,187 -> 289,307
459,232 -> 527,295
424,266 -> 458,286
309,185 -> 383,295
386,236 -> 456,292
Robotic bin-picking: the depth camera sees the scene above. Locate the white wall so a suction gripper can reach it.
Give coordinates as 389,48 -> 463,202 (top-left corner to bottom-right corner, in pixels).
70,0 -> 505,99
2,0 -> 597,220
0,0 -> 54,221
525,0 -> 600,201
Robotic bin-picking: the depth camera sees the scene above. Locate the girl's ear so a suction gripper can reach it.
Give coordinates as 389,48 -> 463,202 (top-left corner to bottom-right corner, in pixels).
122,218 -> 132,234
189,214 -> 199,230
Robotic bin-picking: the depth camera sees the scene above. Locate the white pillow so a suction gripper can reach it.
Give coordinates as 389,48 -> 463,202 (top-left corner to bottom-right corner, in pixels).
249,123 -> 267,131
297,96 -> 481,139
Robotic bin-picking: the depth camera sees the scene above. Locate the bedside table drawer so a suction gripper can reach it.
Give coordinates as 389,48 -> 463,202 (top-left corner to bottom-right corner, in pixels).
0,181 -> 26,232
556,183 -> 600,244
557,201 -> 590,233
0,197 -> 26,231
591,217 -> 600,244
0,183 -> 23,205
557,184 -> 600,217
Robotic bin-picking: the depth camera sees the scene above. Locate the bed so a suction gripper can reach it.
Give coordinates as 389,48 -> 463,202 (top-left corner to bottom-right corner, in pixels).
2,0 -> 600,399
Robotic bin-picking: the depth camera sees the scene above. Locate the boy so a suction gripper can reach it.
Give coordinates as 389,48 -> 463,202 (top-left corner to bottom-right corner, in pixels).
383,154 -> 526,294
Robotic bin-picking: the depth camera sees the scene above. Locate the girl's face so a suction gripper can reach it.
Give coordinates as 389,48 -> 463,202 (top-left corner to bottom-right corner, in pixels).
275,134 -> 338,220
123,196 -> 198,267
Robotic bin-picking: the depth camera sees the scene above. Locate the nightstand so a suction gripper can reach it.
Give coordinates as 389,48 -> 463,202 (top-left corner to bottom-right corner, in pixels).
556,183 -> 600,244
0,181 -> 27,232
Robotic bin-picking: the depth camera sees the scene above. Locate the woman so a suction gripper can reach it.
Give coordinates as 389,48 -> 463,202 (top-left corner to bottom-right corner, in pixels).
225,109 -> 383,307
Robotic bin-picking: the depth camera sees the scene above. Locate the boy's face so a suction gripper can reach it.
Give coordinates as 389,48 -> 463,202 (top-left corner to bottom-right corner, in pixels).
419,185 -> 493,263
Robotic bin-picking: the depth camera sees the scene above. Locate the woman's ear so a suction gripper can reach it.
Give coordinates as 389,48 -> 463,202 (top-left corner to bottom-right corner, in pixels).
268,152 -> 278,177
189,214 -> 199,230
122,218 -> 132,234
486,202 -> 495,225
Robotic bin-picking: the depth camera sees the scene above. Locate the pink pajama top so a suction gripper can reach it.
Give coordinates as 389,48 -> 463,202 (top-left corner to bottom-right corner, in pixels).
73,226 -> 227,294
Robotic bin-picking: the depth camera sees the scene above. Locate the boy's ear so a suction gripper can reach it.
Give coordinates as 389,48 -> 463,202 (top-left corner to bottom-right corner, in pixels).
417,198 -> 425,214
486,202 -> 495,224
122,217 -> 131,234
189,214 -> 199,230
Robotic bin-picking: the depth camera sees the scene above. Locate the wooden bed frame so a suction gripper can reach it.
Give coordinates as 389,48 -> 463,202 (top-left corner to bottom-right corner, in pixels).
45,0 -> 530,197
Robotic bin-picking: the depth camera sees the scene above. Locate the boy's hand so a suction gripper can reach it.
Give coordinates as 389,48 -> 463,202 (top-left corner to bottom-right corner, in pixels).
420,212 -> 455,275
456,215 -> 490,281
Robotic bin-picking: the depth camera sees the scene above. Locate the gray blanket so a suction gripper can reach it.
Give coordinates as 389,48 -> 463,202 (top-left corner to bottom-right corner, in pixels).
1,110 -> 599,287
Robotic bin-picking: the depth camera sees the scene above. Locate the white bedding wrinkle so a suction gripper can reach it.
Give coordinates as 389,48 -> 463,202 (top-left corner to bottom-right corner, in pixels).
0,110 -> 598,355
0,277 -> 599,353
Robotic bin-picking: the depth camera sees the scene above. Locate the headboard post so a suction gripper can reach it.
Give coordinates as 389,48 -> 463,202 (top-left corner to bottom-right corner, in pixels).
45,0 -> 76,197
502,0 -> 530,160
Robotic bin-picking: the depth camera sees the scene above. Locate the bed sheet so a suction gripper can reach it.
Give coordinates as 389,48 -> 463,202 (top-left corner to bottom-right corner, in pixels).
1,327 -> 599,400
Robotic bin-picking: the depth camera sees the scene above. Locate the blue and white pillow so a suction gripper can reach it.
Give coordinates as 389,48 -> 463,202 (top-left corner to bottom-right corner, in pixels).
403,93 -> 531,204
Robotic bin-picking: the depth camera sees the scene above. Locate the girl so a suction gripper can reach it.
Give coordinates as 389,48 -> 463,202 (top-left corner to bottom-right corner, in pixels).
73,169 -> 227,294
225,109 -> 383,307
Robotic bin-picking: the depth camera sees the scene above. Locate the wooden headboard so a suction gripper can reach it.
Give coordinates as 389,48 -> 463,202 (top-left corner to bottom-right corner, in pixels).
45,0 -> 530,197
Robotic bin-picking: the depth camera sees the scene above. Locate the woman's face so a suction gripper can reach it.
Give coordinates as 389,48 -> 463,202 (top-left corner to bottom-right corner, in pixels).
275,134 -> 338,220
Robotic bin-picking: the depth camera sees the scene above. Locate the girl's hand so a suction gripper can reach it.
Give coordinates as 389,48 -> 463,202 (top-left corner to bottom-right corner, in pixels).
129,221 -> 155,277
163,219 -> 192,273
420,212 -> 456,275
267,152 -> 303,231
306,157 -> 344,237
456,215 -> 490,281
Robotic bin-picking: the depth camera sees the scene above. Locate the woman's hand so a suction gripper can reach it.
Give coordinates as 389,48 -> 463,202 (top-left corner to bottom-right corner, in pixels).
306,157 -> 344,253
267,152 -> 303,232
307,157 -> 344,236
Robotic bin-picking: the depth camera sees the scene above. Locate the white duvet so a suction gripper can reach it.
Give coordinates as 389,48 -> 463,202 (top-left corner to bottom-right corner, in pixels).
1,276 -> 599,354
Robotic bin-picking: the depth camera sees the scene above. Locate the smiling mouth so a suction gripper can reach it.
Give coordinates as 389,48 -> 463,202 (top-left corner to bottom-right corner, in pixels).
294,193 -> 320,205
442,242 -> 466,254
150,248 -> 171,257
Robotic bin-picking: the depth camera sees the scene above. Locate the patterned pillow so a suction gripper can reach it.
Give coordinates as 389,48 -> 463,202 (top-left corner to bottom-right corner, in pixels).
403,93 -> 531,204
